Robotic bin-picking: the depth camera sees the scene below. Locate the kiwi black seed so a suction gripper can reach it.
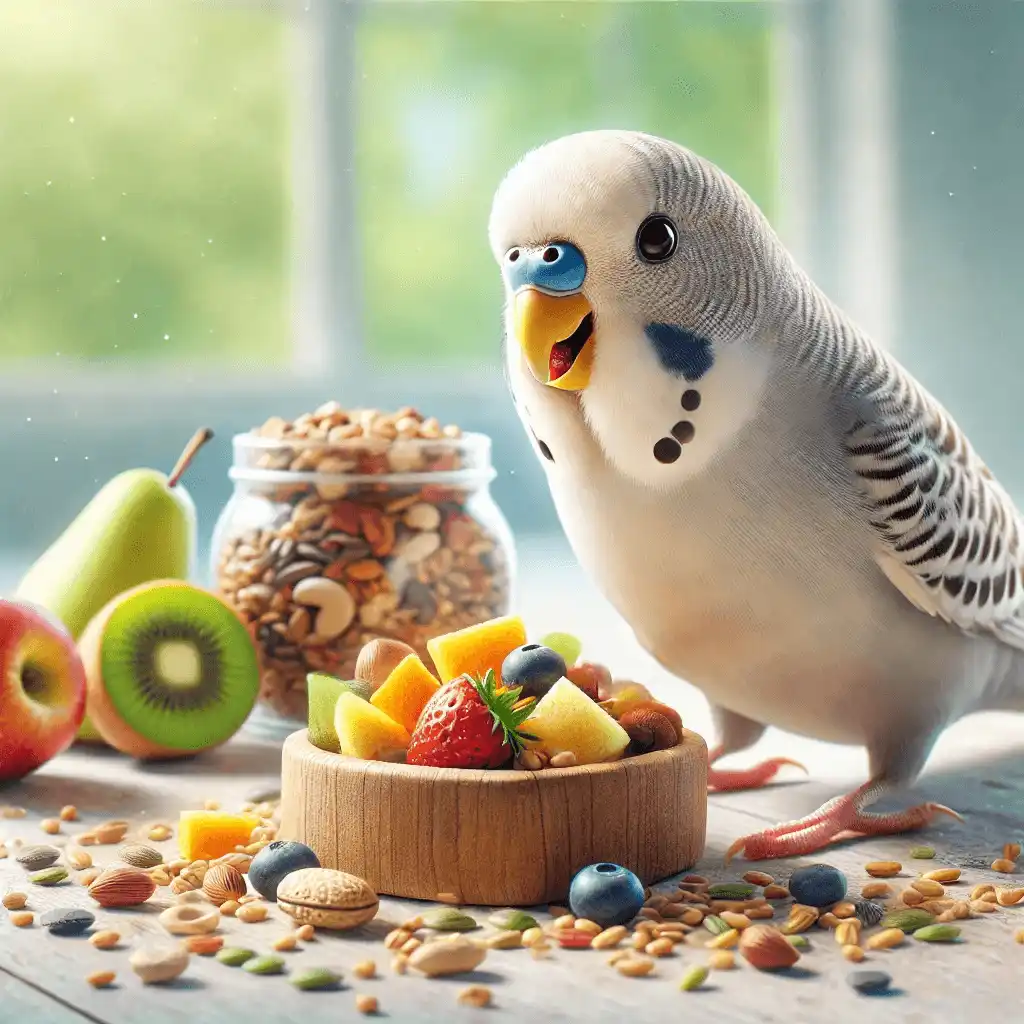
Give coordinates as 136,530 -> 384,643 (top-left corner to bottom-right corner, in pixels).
98,586 -> 259,751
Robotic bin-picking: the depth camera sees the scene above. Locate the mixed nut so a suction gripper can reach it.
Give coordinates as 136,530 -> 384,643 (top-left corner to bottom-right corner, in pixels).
214,404 -> 512,721
3,797 -> 1024,1007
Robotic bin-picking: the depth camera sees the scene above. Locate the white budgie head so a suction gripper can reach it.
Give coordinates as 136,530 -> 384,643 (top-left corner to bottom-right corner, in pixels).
489,130 -> 797,488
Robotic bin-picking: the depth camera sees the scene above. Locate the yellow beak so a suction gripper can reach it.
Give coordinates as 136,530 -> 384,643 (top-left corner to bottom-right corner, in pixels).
513,287 -> 595,391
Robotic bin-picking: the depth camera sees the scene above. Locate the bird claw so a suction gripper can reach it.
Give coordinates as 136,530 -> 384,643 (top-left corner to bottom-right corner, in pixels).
707,756 -> 808,793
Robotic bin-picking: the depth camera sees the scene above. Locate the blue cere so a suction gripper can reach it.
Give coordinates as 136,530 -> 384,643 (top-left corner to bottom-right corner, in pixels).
505,242 -> 587,294
644,322 -> 715,381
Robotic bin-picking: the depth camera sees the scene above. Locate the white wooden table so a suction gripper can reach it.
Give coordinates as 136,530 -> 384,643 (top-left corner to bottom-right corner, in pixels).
3,537 -> 1024,1021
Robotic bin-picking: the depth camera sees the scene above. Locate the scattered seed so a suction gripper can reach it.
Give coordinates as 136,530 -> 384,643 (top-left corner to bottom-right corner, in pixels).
843,944 -> 865,962
65,848 -> 92,870
922,868 -> 961,883
832,902 -> 857,919
220,900 -> 240,917
645,937 -> 675,957
391,955 -> 409,974
30,867 -> 68,886
148,825 -> 173,842
762,885 -> 790,901
87,970 -> 116,989
273,934 -> 298,952
911,879 -> 945,898
786,935 -> 810,949
997,888 -> 1024,907
591,925 -> 628,950
10,912 -> 33,927
866,928 -> 905,950
849,969 -> 892,995
573,918 -> 603,936
235,902 -> 268,924
521,927 -> 545,948
291,967 -> 342,991
702,914 -> 730,936
216,947 -> 257,967
457,986 -> 492,1008
706,929 -> 740,950
972,899 -> 998,913
901,888 -> 925,906
296,924 -> 316,941
16,846 -> 61,871
865,861 -> 902,878
880,909 -> 934,932
242,954 -> 285,975
742,871 -> 775,886
992,859 -> 1016,873
40,819 -> 61,835
353,960 -> 376,979
1,807 -> 27,819
59,806 -> 77,822
2,892 -> 27,910
1015,929 -> 1024,944
616,956 -> 655,977
356,994 -> 379,1015
184,935 -> 224,955
553,914 -> 576,930
914,924 -> 961,942
861,882 -> 893,899
1004,843 -> 1021,862
708,950 -> 736,970
400,937 -> 422,955
971,883 -> 995,900
423,907 -> 478,932
484,930 -> 521,950
910,846 -> 935,859
90,930 -> 121,950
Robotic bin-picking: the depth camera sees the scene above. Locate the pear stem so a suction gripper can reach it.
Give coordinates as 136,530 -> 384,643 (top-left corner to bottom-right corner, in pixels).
168,428 -> 214,488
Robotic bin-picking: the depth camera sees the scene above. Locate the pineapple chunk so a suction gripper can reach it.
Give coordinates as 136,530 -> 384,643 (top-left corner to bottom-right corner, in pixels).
370,654 -> 440,733
334,691 -> 410,761
524,678 -> 630,765
427,615 -> 527,683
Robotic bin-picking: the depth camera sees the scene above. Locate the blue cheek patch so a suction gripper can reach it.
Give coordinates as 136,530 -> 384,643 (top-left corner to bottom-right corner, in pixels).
644,323 -> 714,381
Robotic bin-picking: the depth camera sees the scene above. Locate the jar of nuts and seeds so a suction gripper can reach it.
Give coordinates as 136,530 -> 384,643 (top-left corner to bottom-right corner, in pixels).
211,404 -> 515,740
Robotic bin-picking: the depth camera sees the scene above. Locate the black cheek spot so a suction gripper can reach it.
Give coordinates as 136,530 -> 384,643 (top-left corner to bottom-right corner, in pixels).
653,438 -> 681,464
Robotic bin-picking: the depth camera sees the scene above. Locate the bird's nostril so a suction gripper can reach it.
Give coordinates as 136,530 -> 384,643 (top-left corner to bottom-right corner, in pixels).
508,249 -> 520,262
542,246 -> 560,263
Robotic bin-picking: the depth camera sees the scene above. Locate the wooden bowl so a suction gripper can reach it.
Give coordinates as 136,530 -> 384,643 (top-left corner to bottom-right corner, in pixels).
279,728 -> 708,906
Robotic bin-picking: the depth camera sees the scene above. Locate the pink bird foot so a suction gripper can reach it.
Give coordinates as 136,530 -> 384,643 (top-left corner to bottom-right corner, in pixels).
707,745 -> 807,793
724,782 -> 964,863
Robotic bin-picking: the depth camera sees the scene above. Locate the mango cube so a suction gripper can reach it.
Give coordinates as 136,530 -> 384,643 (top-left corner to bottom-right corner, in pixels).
427,615 -> 528,684
524,678 -> 630,765
370,654 -> 440,733
334,691 -> 410,761
178,811 -> 262,862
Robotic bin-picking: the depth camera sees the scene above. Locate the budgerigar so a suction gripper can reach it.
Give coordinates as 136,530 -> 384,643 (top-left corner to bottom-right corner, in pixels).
488,129 -> 1024,860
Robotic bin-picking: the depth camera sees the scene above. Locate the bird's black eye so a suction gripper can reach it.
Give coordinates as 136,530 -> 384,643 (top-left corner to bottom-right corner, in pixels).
636,215 -> 677,263
507,248 -> 520,263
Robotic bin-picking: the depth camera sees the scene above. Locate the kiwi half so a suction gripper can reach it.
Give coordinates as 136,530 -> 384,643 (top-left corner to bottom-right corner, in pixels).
79,580 -> 260,759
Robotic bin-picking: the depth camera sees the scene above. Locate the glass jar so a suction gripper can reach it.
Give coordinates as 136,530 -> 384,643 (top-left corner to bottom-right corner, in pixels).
210,430 -> 516,741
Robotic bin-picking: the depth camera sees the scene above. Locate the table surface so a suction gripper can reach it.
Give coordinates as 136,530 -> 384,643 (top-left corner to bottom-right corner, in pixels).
3,536 -> 1024,1023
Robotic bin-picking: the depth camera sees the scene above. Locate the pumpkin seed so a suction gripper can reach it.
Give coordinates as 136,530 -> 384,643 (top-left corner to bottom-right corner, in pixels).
216,947 -> 257,967
422,908 -> 478,932
30,867 -> 68,886
290,967 -> 342,991
487,909 -> 538,932
910,846 -> 936,859
785,935 -> 810,949
707,883 -> 755,900
680,965 -> 709,991
914,924 -> 961,943
242,954 -> 286,975
879,908 -> 934,933
703,915 -> 731,935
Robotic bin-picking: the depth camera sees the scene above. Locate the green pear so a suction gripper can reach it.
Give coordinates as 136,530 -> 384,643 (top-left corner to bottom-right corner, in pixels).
14,429 -> 213,742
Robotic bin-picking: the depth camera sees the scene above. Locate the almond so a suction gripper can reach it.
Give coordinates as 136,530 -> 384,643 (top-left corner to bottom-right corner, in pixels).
738,925 -> 801,970
88,866 -> 157,908
203,864 -> 247,906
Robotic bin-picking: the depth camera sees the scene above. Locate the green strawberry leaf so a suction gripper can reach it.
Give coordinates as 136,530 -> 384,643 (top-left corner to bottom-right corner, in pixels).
470,669 -> 539,756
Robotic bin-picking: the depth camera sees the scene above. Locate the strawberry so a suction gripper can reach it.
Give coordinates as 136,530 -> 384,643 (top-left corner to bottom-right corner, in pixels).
407,669 -> 537,769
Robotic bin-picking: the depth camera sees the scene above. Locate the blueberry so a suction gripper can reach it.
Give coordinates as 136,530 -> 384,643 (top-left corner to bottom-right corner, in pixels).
501,644 -> 567,700
788,863 -> 847,908
248,840 -> 321,902
41,908 -> 94,936
568,862 -> 645,928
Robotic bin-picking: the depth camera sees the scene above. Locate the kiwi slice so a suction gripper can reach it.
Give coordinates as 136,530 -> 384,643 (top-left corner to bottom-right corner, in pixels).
80,581 -> 260,759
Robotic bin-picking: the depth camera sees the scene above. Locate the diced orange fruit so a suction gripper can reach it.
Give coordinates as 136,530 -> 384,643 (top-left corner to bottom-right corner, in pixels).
334,692 -> 411,761
178,811 -> 262,862
370,655 -> 441,733
426,615 -> 527,684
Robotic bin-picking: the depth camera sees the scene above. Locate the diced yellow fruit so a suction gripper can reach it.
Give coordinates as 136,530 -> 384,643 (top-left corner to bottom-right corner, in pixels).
178,811 -> 262,862
370,655 -> 441,733
524,678 -> 630,765
334,692 -> 411,761
426,615 -> 528,684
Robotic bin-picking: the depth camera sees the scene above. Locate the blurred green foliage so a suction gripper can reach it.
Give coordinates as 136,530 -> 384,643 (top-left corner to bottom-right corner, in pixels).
357,1 -> 776,364
0,1 -> 773,368
0,0 -> 288,365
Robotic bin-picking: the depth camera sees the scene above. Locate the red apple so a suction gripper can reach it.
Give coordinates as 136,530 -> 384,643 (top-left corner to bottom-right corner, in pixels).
0,599 -> 86,781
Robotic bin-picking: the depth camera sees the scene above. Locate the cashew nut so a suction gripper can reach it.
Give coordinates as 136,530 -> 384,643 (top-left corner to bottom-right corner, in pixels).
129,943 -> 190,984
159,903 -> 220,936
292,576 -> 356,640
